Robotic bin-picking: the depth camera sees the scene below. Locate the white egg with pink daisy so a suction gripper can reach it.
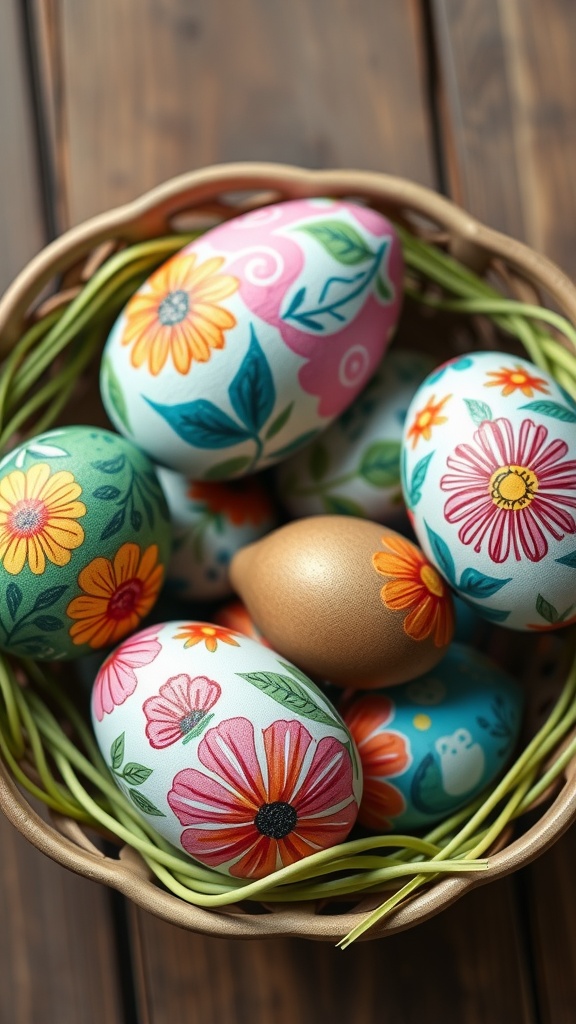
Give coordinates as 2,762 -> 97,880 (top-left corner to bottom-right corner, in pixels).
91,619 -> 362,879
401,350 -> 576,631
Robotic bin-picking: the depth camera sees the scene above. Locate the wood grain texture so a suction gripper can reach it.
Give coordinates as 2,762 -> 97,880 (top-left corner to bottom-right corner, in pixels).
130,883 -> 536,1024
0,1 -> 45,293
42,0 -> 436,226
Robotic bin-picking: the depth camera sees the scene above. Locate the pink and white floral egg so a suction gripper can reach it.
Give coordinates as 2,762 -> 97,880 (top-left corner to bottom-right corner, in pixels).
91,620 -> 362,879
401,351 -> 576,630
274,348 -> 434,524
155,470 -> 278,600
100,198 -> 404,479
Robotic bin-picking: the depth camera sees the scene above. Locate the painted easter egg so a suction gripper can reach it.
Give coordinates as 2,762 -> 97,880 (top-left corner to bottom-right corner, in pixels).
91,620 -> 362,878
229,516 -> 455,688
0,426 -> 171,660
340,643 -> 524,832
275,348 -> 434,524
401,351 -> 576,630
156,470 -> 278,601
213,598 -> 272,647
100,198 -> 404,479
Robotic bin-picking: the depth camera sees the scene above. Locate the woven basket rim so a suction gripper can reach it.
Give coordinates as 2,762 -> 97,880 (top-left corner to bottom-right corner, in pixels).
1,161 -> 576,941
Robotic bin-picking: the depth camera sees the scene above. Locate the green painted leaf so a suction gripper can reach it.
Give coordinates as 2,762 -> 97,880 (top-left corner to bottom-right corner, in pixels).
464,398 -> 492,425
145,397 -> 252,448
408,451 -> 434,507
103,357 -> 132,434
91,455 -> 126,474
111,733 -> 125,770
265,402 -> 294,440
31,615 -> 64,631
229,324 -> 275,433
6,583 -> 22,621
520,400 -> 576,423
359,440 -> 401,487
237,670 -> 342,729
458,568 -> 512,599
33,584 -> 68,611
129,789 -> 166,816
424,521 -> 456,584
204,456 -> 252,480
100,507 -> 126,541
299,220 -> 375,265
323,494 -> 365,517
267,430 -> 319,460
130,508 -> 143,532
556,550 -> 576,569
182,712 -> 215,744
536,593 -> 559,624
308,442 -> 331,482
92,485 -> 121,500
376,275 -> 392,302
122,763 -> 153,785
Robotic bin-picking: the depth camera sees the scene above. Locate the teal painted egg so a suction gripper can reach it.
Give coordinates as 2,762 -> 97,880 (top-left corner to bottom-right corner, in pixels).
0,426 -> 172,660
340,643 -> 524,832
100,198 -> 404,479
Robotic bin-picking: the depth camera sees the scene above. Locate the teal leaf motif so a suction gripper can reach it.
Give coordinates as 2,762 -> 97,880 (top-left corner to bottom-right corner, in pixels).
468,604 -> 511,623
237,670 -> 342,729
411,753 -> 456,815
129,789 -> 166,817
265,402 -> 293,440
100,508 -> 126,542
267,430 -> 319,460
299,220 -> 375,265
323,494 -> 365,517
424,522 -> 456,584
359,441 -> 401,488
408,451 -> 434,507
556,550 -> 576,569
146,397 -> 252,448
91,455 -> 126,474
31,615 -> 63,631
520,400 -> 576,423
111,734 -> 125,771
229,324 -> 275,433
92,485 -> 121,500
6,583 -> 22,621
458,568 -> 512,599
464,398 -> 493,426
204,456 -> 252,480
536,594 -> 559,624
33,585 -> 68,611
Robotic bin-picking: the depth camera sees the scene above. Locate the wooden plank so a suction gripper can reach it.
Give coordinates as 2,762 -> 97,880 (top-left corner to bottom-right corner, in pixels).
44,0 -> 436,226
130,882 -> 536,1024
0,2 -> 45,293
432,0 -> 576,275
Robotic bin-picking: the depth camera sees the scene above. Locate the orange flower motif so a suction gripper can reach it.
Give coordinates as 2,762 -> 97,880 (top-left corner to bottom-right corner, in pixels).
174,622 -> 241,653
67,543 -> 164,648
188,480 -> 275,527
406,393 -> 451,449
372,534 -> 454,647
342,694 -> 410,831
121,252 -> 239,375
0,463 -> 85,575
484,364 -> 550,398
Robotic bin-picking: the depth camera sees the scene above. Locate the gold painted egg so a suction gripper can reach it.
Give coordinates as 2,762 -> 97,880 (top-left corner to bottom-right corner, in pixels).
229,516 -> 455,688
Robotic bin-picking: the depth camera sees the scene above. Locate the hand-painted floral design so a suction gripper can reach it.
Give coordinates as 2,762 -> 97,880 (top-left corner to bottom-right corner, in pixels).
188,479 -> 275,526
372,533 -> 454,647
120,252 -> 239,375
93,625 -> 162,721
341,694 -> 410,830
405,394 -> 451,449
484,364 -> 550,398
173,622 -> 241,652
167,716 -> 358,878
67,542 -> 164,648
440,417 -> 576,563
143,673 -> 221,748
0,463 -> 85,575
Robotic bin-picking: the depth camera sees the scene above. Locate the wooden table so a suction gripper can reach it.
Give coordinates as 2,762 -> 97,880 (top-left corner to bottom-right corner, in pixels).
1,2 -> 576,1020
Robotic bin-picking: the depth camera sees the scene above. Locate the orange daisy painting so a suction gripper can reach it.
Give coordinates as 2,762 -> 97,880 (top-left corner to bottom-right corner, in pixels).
342,694 -> 411,831
405,393 -> 451,449
121,252 -> 239,375
173,622 -> 241,653
484,364 -> 550,398
0,464 -> 85,575
67,542 -> 164,648
372,533 -> 454,647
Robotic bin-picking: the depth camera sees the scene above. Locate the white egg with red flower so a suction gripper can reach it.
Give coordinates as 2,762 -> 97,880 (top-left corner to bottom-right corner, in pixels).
91,620 -> 362,879
401,351 -> 576,630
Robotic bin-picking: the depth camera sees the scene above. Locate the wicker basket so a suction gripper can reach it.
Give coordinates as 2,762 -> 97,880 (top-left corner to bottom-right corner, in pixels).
0,163 -> 576,943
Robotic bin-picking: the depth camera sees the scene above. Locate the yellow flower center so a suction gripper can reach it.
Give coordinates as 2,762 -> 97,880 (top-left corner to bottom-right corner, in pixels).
420,563 -> 444,597
510,372 -> 528,384
489,464 -> 539,510
201,626 -> 216,636
417,410 -> 433,429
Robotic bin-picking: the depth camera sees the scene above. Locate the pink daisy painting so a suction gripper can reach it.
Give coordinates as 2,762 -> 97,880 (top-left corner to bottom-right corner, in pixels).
93,626 -> 161,721
143,674 -> 221,748
168,717 -> 358,878
440,417 -> 576,563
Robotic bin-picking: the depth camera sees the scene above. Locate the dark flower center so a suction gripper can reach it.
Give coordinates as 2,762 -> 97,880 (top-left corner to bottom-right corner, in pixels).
254,801 -> 297,840
107,578 -> 144,619
179,710 -> 205,735
158,289 -> 190,326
